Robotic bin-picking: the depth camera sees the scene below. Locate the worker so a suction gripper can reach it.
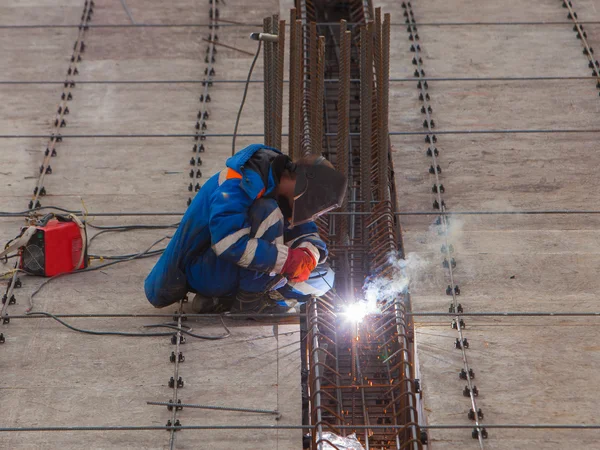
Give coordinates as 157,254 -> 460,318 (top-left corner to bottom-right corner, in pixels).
144,143 -> 347,315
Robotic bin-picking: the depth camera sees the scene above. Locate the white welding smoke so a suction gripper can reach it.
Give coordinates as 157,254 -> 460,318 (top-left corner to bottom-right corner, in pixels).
363,252 -> 428,311
360,216 -> 466,313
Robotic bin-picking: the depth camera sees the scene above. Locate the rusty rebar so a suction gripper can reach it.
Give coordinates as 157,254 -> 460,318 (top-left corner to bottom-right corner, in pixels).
359,23 -> 373,215
336,21 -> 351,245
263,16 -> 273,146
379,13 -> 391,202
289,10 -> 299,159
274,18 -> 285,149
305,21 -> 318,156
312,35 -> 325,155
372,9 -> 382,202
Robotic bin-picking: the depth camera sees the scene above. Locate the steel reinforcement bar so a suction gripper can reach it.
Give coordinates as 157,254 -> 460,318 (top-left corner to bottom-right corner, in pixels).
297,1 -> 422,449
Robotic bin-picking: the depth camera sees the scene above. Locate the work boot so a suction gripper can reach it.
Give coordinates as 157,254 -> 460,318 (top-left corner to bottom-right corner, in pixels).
191,294 -> 234,313
228,289 -> 295,318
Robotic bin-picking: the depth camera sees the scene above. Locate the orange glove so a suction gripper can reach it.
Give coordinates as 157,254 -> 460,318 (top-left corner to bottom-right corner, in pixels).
281,248 -> 317,282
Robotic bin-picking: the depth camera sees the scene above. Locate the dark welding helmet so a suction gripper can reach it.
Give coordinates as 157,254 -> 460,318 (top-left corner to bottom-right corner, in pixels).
291,156 -> 347,226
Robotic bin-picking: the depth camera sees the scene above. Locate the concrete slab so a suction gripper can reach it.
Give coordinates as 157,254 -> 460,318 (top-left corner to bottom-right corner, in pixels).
0,0 -> 82,26
0,86 -> 62,134
0,28 -> 81,80
399,25 -> 587,77
378,0 -> 567,23
388,0 -> 600,448
0,0 -> 300,449
392,132 -> 600,211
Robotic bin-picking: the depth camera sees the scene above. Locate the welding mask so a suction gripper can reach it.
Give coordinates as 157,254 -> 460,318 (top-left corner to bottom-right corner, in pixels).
290,156 -> 347,226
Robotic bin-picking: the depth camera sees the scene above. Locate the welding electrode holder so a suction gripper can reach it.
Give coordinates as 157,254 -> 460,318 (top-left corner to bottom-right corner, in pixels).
249,32 -> 279,42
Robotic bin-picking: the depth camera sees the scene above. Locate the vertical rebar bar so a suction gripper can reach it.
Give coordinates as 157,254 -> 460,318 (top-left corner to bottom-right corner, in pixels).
370,10 -> 381,202
379,13 -> 390,202
393,296 -> 421,450
300,10 -> 312,157
336,20 -> 351,244
313,36 -> 325,155
309,297 -> 324,449
373,8 -> 383,202
274,17 -> 285,150
360,23 -> 373,215
289,10 -> 299,159
263,16 -> 273,146
303,21 -> 318,156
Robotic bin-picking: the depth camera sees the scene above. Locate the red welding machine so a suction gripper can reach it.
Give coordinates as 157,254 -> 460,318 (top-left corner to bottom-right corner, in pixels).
19,217 -> 88,277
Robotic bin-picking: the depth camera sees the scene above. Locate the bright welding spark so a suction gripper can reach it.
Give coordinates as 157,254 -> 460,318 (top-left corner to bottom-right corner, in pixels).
343,300 -> 379,323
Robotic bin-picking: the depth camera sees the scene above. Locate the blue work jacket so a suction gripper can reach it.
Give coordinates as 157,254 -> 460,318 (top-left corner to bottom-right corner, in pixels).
144,144 -> 327,307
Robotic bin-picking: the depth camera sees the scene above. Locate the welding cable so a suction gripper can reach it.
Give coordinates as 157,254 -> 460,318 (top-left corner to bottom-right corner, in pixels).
27,236 -> 172,312
144,316 -> 231,340
0,268 -> 29,279
88,228 -> 123,246
88,250 -> 165,260
87,223 -> 180,230
25,311 -> 181,337
87,223 -> 179,247
0,205 -> 177,218
0,228 -> 35,262
231,40 -> 262,156
0,205 -> 82,217
25,311 -> 230,339
313,269 -> 347,305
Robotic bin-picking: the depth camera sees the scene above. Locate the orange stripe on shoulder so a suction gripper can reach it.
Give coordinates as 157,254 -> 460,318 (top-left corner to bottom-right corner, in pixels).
256,187 -> 266,199
226,168 -> 242,180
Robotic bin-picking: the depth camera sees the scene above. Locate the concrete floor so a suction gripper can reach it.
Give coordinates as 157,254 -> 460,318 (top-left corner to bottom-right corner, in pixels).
387,0 -> 600,448
0,1 -> 300,449
4,0 -> 600,449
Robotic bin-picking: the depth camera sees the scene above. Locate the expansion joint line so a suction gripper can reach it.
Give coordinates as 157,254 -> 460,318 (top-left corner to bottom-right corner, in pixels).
187,0 -> 222,207
2,0 -> 95,344
166,299 -> 186,450
402,1 -> 487,446
562,0 -> 600,94
0,263 -> 20,341
30,0 -> 94,211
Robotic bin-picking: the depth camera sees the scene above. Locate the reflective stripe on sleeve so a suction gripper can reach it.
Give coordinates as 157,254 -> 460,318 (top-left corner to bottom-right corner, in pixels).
272,244 -> 289,273
255,208 -> 283,239
238,239 -> 258,268
212,227 -> 251,256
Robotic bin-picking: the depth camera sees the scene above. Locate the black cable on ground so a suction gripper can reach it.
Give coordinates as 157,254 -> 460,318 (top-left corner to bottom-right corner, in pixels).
87,223 -> 180,230
26,311 -> 177,337
87,223 -> 179,247
145,317 -> 231,340
27,236 -> 171,312
27,311 -> 230,340
20,231 -> 231,340
88,250 -> 165,260
0,205 -> 83,217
